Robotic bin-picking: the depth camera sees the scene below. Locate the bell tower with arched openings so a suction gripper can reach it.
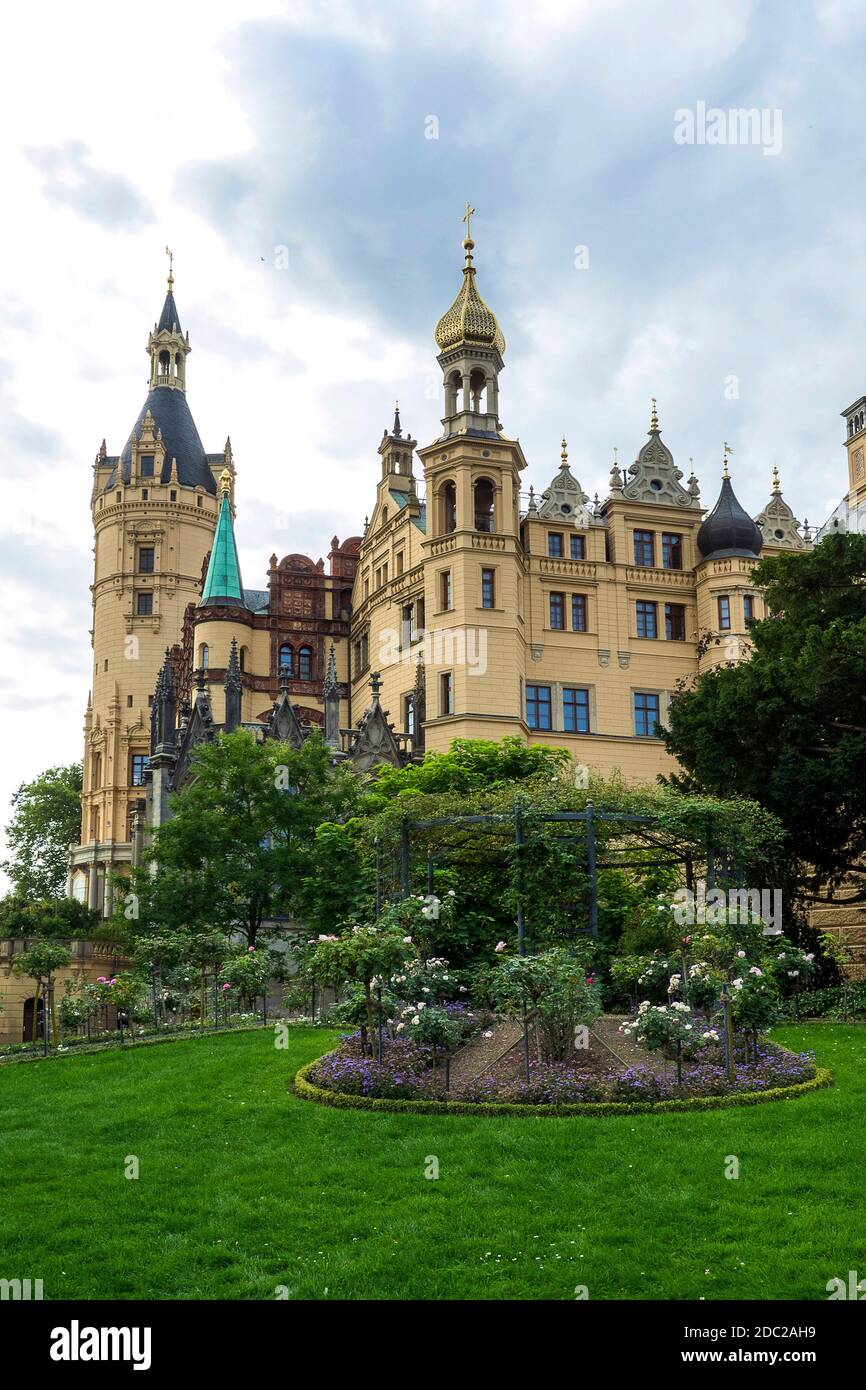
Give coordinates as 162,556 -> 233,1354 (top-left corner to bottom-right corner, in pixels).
412,207 -> 528,740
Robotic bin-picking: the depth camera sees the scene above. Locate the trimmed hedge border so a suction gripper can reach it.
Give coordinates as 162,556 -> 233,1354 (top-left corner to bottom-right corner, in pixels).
293,1056 -> 834,1118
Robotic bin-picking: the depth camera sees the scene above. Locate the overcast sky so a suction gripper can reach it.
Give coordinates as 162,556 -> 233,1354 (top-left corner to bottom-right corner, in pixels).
0,0 -> 863,882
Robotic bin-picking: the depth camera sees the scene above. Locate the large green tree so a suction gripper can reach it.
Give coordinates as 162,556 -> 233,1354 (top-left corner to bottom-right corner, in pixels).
663,532 -> 866,903
123,729 -> 359,949
2,763 -> 82,899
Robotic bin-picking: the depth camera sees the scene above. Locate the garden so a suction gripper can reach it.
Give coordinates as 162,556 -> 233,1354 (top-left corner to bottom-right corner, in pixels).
280,776 -> 839,1116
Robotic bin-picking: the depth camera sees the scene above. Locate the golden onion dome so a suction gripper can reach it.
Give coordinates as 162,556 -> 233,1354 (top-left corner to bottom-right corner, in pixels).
434,206 -> 505,356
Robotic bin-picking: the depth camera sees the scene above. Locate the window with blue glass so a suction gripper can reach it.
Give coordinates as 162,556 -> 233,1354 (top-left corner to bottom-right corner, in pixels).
140,455 -> 155,478
279,642 -> 293,675
633,692 -> 661,737
129,753 -> 150,786
570,534 -> 586,560
549,592 -> 565,629
718,595 -> 731,630
526,684 -> 552,730
744,594 -> 755,625
661,532 -> 682,569
298,646 -> 313,680
636,600 -> 657,638
547,532 -> 564,557
633,529 -> 654,566
563,687 -> 590,733
665,603 -> 686,640
136,591 -> 153,616
571,594 -> 587,632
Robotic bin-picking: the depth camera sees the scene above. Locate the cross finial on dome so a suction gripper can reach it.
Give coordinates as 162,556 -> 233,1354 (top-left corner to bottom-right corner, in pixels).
165,245 -> 174,292
650,397 -> 659,432
723,441 -> 733,479
462,202 -> 475,265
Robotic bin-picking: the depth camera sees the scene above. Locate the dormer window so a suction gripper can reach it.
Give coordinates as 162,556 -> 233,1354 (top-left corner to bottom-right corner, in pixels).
140,455 -> 155,478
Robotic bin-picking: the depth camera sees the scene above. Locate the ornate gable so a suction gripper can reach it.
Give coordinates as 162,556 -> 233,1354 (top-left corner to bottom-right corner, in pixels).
619,403 -> 700,509
754,470 -> 807,550
267,676 -> 306,749
350,672 -> 404,773
537,439 -> 592,527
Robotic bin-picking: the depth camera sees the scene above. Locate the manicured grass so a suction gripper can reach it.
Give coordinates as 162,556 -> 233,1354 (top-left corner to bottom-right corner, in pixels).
0,1024 -> 861,1300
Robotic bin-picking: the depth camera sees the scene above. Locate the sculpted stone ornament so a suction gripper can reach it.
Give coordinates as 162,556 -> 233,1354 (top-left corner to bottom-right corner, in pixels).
537,437 -> 593,529
621,401 -> 700,509
754,468 -> 807,550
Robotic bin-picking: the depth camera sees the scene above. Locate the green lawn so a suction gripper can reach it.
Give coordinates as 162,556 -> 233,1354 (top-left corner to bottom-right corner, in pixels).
0,1024 -> 862,1300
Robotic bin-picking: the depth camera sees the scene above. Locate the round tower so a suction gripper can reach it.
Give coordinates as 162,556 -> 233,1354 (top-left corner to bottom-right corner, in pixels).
70,261 -> 228,910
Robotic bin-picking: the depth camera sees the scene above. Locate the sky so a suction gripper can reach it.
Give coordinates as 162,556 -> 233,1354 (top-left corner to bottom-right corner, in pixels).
0,0 -> 863,882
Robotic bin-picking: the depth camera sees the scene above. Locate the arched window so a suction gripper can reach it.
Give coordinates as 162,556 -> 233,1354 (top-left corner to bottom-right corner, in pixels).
441,481 -> 457,535
474,477 -> 495,533
298,646 -> 313,681
278,643 -> 293,675
470,367 -> 486,413
445,369 -> 461,417
199,644 -> 209,669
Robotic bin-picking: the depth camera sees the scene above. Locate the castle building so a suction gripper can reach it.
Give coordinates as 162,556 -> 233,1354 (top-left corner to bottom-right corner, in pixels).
70,217 -> 815,910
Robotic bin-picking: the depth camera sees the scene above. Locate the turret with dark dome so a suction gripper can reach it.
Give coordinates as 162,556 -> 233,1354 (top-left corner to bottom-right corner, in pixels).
697,449 -> 763,560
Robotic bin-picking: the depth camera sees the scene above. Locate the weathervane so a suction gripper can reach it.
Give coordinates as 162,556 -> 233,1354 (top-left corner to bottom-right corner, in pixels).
165,245 -> 174,290
723,441 -> 733,479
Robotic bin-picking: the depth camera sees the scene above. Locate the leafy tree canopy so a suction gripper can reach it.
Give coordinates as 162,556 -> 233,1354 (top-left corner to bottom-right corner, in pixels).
121,729 -> 359,949
663,532 -> 866,902
2,763 -> 82,899
0,893 -> 98,940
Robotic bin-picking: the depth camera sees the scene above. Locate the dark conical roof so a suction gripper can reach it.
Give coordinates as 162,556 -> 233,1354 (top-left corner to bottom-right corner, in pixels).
104,387 -> 216,493
157,289 -> 182,334
697,477 -> 763,560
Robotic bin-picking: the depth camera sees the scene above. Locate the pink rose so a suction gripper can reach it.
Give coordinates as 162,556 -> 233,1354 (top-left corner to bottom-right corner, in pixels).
494,941 -> 507,953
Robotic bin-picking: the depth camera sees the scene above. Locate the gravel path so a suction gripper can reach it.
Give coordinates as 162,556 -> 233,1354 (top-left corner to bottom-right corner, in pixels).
447,1017 -> 525,1087
447,1013 -> 664,1086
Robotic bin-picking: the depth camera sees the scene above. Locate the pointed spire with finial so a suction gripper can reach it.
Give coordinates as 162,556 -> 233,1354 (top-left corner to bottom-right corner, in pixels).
392,402 -> 402,438
772,464 -> 781,495
723,441 -> 732,480
560,436 -> 569,469
650,398 -> 659,432
224,638 -> 243,732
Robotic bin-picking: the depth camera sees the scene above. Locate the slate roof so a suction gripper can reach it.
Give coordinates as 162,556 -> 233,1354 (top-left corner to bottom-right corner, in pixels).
697,477 -> 764,560
105,386 -> 217,494
157,289 -> 182,334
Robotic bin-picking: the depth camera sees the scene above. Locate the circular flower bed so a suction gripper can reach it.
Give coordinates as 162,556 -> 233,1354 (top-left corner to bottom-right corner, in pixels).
296,1029 -> 831,1116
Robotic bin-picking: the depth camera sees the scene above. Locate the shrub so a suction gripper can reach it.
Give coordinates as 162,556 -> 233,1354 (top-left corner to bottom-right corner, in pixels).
481,947 -> 602,1063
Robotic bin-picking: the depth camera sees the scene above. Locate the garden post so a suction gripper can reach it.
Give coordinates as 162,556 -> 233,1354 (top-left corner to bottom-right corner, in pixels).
377,985 -> 383,1063
707,833 -> 716,891
586,800 -> 598,939
514,801 -> 531,1083
427,849 -> 434,895
400,818 -> 410,900
720,986 -> 734,1083
375,836 -> 382,918
152,971 -> 159,1030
